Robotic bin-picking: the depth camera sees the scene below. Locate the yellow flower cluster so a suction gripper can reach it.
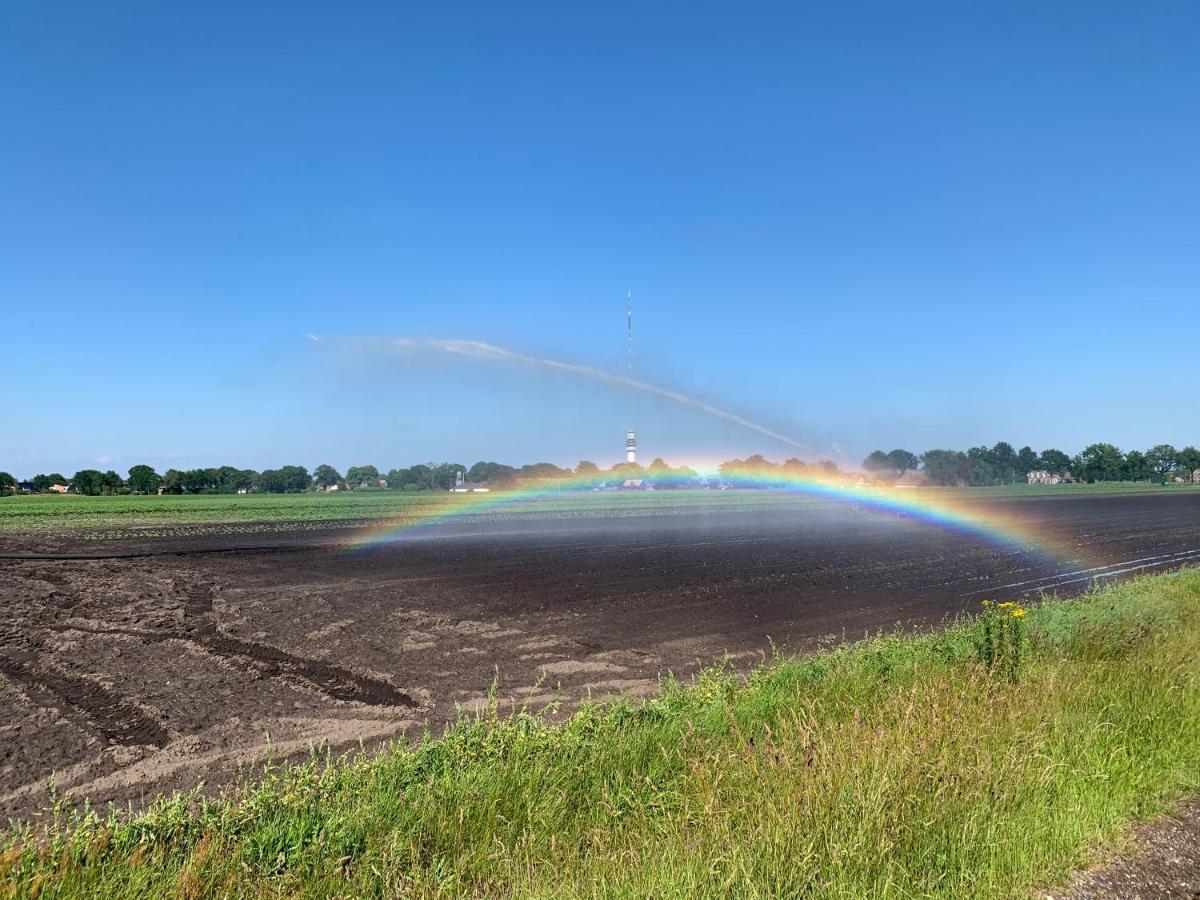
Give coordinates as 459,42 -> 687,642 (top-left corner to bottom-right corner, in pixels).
981,599 -> 1027,618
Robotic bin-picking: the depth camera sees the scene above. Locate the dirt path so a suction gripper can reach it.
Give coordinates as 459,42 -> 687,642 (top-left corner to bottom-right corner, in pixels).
1051,798 -> 1200,899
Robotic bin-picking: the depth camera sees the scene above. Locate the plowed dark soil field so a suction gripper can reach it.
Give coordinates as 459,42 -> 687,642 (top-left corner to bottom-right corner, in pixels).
2,490 -> 1197,820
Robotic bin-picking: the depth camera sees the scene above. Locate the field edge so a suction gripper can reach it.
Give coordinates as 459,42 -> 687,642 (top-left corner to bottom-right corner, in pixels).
2,567 -> 1198,897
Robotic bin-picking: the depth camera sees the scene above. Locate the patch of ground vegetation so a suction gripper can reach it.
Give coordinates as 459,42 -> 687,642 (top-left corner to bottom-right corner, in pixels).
3,570 -> 1198,898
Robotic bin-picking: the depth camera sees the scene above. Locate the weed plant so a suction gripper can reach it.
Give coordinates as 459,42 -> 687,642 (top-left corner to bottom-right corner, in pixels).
975,600 -> 1028,682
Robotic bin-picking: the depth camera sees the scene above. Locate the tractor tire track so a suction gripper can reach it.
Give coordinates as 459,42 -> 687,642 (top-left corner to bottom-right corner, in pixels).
0,651 -> 169,749
48,622 -> 417,709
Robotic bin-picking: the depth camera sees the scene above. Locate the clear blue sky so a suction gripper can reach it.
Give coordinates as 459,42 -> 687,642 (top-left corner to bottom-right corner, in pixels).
3,2 -> 1198,478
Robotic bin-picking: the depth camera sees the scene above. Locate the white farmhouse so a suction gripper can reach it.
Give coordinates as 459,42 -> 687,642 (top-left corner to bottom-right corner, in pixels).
1026,470 -> 1062,485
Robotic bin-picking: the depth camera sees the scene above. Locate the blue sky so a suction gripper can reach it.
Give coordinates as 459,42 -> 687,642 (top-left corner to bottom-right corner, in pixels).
3,2 -> 1198,477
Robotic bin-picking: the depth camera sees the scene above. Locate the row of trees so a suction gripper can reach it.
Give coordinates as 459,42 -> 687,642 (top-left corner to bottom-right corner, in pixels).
0,461 -> 598,496
2,456 -> 770,496
863,443 -> 1200,486
4,442 -> 1198,496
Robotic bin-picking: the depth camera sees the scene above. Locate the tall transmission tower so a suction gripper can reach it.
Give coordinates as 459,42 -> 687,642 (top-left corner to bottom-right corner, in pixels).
625,290 -> 637,464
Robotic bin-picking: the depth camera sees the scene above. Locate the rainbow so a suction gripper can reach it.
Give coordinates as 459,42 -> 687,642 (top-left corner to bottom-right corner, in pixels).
345,465 -> 1083,567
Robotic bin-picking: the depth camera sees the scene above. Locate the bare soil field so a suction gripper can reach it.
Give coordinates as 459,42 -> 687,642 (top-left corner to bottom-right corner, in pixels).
1,491 -> 1197,821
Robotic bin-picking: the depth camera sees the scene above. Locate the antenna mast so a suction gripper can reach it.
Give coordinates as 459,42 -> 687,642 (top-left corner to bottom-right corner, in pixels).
625,290 -> 637,464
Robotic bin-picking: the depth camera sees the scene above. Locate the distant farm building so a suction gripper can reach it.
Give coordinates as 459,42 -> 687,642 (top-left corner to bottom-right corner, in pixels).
16,481 -> 34,493
354,479 -> 387,490
48,483 -> 71,493
451,472 -> 490,493
1026,470 -> 1062,485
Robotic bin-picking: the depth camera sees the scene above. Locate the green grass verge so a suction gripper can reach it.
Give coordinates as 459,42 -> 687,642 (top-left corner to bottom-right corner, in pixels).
3,570 -> 1200,897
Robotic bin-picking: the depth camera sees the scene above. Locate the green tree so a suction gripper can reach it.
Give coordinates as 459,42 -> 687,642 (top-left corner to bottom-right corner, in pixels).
886,449 -> 919,477
781,457 -> 810,474
407,464 -> 433,489
920,450 -> 969,486
1016,446 -> 1039,476
864,449 -> 918,480
0,471 -> 15,495
313,464 -> 342,489
1145,444 -> 1178,480
101,470 -> 124,494
966,447 -> 997,486
1122,450 -> 1149,482
256,466 -> 310,494
990,442 -> 1017,483
862,450 -> 892,474
1037,449 -> 1072,477
280,465 -> 311,492
575,461 -> 599,475
213,466 -> 244,493
160,469 -> 184,494
127,464 -> 161,494
1176,446 -> 1200,482
256,469 -> 285,493
466,461 -> 517,487
519,462 -> 570,480
723,455 -> 781,477
72,470 -> 105,495
346,465 -> 381,488
1078,444 -> 1124,482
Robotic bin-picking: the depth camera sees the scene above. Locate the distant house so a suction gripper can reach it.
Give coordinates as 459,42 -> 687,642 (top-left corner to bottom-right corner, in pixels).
16,481 -> 34,493
48,483 -> 71,494
236,487 -> 250,495
1026,470 -> 1062,485
1193,469 -> 1200,484
353,479 -> 388,490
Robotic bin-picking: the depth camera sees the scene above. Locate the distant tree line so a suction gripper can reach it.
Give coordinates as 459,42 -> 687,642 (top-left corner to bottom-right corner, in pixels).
862,442 -> 1200,486
0,460 -> 603,496
3,442 -> 1198,497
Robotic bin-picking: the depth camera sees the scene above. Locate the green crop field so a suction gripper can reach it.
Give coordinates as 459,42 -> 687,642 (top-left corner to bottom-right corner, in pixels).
2,482 -> 1197,538
0,491 -> 820,538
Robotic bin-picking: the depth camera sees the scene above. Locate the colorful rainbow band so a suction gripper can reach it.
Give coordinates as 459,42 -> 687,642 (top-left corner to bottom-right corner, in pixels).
346,466 -> 1079,568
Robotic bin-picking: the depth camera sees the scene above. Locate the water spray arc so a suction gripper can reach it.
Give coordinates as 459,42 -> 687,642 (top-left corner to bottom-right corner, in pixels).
318,334 -> 812,453
625,290 -> 637,464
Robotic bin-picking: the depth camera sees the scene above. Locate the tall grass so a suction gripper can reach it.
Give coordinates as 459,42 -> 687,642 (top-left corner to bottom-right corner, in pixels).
3,570 -> 1198,897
